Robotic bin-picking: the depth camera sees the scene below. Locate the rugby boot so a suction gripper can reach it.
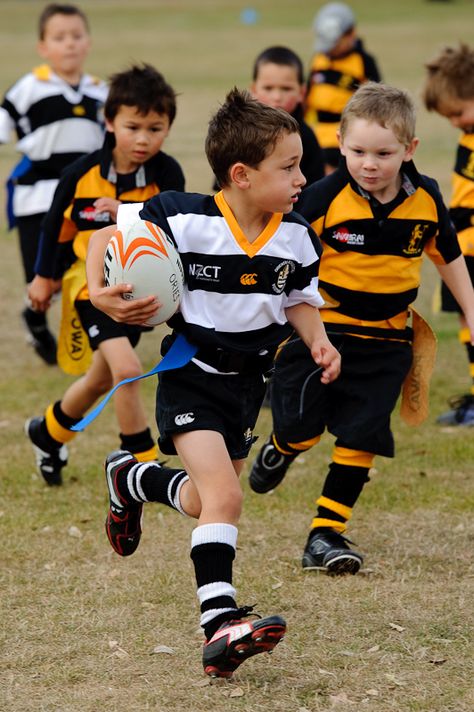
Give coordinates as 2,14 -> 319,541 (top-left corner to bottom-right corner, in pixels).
248,436 -> 297,493
436,394 -> 474,426
22,307 -> 57,365
25,417 -> 68,486
105,450 -> 143,557
302,527 -> 363,575
203,606 -> 286,678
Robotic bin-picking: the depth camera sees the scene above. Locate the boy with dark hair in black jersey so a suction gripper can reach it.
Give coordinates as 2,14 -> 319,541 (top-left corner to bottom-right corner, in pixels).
86,88 -> 341,678
249,82 -> 474,575
25,64 -> 184,486
251,45 -> 325,186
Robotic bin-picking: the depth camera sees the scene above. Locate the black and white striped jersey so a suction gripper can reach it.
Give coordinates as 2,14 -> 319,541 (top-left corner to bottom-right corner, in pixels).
0,64 -> 107,218
117,190 -> 323,357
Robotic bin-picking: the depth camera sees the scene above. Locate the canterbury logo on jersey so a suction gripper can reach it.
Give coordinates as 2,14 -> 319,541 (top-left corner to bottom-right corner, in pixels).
175,412 -> 195,426
240,273 -> 257,285
332,228 -> 365,246
189,264 -> 221,281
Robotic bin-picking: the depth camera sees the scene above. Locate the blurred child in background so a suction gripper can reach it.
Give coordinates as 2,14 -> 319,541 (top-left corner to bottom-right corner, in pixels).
304,2 -> 381,174
0,3 -> 107,364
423,44 -> 474,425
251,45 -> 325,186
26,64 -> 184,486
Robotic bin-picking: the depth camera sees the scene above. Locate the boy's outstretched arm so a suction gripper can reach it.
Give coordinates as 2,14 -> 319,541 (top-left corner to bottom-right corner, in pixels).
437,256 -> 474,343
286,302 -> 341,383
86,225 -> 159,325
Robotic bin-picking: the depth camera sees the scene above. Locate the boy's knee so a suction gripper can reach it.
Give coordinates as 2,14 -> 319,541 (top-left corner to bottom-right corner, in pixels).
113,363 -> 143,384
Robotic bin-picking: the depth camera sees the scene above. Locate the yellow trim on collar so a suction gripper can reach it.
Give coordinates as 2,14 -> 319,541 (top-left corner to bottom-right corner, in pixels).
214,191 -> 283,258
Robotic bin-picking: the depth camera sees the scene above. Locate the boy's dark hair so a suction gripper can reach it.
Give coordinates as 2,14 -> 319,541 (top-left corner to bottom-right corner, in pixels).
252,46 -> 304,85
105,64 -> 177,124
206,88 -> 299,188
38,3 -> 89,39
340,82 -> 416,146
422,44 -> 474,111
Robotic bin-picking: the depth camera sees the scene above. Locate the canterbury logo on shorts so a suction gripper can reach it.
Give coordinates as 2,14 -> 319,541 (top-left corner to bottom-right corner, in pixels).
175,412 -> 195,426
240,273 -> 257,286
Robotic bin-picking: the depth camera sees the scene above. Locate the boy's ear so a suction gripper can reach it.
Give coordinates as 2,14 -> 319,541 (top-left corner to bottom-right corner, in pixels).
229,162 -> 251,188
336,130 -> 345,154
403,137 -> 419,162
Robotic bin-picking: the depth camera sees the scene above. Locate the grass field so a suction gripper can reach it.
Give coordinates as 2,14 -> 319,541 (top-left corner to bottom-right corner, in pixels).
1,1 -> 474,710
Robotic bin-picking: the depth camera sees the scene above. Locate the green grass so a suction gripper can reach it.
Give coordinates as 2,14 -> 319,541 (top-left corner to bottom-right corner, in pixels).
1,2 -> 474,711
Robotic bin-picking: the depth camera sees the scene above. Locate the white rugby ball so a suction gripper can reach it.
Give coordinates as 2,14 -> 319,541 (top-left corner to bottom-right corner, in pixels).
104,219 -> 184,326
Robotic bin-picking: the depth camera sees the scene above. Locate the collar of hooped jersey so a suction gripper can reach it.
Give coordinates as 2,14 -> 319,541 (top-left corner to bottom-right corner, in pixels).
71,333 -> 197,432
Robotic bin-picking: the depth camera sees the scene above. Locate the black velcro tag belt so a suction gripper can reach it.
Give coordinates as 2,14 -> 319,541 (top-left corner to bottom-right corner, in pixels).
194,346 -> 275,375
325,323 -> 414,342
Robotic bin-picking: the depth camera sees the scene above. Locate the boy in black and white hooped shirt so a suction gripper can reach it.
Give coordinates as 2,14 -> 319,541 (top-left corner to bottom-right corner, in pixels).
0,3 -> 107,364
87,88 -> 341,679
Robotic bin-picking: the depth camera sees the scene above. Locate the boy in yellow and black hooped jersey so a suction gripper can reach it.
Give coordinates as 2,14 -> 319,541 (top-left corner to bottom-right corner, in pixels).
249,82 -> 474,574
423,44 -> 474,425
25,64 -> 185,486
304,2 -> 381,174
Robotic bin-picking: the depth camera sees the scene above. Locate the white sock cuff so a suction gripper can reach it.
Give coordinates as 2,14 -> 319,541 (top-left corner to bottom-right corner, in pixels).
197,581 -> 237,605
168,471 -> 188,515
191,522 -> 238,549
127,463 -> 149,502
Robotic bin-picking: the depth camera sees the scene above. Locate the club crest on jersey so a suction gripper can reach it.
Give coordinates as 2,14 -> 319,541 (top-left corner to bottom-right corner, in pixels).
403,223 -> 429,255
332,227 -> 365,246
272,260 -> 295,294
462,151 -> 474,180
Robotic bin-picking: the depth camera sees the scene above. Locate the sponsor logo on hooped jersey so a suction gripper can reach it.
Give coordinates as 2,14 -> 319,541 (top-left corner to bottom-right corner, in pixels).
332,227 -> 365,246
79,206 -> 110,222
188,264 -> 221,281
175,412 -> 195,426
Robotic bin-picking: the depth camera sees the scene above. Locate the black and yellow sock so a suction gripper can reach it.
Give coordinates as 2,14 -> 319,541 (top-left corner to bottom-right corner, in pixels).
273,432 -> 321,457
459,328 -> 474,395
120,427 -> 158,462
310,447 -> 373,534
43,401 -> 80,447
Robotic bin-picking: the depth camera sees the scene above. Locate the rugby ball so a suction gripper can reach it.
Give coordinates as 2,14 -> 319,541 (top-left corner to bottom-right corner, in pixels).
104,219 -> 184,326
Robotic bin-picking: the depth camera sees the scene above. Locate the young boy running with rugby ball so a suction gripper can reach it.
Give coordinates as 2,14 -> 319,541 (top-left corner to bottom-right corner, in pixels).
249,82 -> 474,575
86,88 -> 341,678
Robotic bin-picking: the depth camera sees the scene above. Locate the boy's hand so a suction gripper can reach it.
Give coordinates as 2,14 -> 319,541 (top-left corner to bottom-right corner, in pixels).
89,282 -> 160,325
28,275 -> 56,312
310,338 -> 341,384
93,197 -> 121,222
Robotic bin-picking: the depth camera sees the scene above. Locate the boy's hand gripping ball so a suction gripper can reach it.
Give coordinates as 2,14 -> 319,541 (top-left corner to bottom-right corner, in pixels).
104,219 -> 184,326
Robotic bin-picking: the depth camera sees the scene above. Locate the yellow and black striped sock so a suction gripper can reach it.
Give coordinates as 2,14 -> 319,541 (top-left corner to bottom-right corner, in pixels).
120,427 -> 158,462
459,328 -> 474,395
310,447 -> 374,534
44,401 -> 80,447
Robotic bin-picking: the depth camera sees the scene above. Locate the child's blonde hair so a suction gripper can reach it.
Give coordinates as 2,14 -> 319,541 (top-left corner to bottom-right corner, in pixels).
340,82 -> 416,146
422,44 -> 474,111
